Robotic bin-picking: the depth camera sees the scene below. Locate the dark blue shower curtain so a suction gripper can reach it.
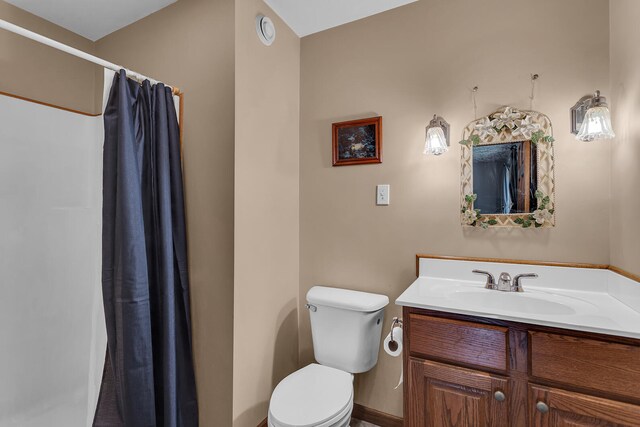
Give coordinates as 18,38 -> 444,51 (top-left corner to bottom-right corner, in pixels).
93,70 -> 198,427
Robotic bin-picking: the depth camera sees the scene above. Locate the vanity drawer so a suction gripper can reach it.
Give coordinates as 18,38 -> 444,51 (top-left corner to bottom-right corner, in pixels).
409,314 -> 508,372
529,331 -> 640,401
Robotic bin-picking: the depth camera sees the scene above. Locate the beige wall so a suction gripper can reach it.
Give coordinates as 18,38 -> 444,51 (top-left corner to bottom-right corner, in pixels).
0,1 -> 99,113
96,0 -> 236,424
5,0 -> 638,423
610,0 -> 640,277
233,0 -> 300,426
299,0 -> 611,417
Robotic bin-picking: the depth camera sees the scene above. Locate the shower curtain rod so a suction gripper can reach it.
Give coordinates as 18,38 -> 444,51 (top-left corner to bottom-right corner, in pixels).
0,18 -> 181,96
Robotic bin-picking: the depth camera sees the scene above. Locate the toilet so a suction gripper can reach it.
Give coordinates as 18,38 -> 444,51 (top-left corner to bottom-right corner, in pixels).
268,286 -> 389,427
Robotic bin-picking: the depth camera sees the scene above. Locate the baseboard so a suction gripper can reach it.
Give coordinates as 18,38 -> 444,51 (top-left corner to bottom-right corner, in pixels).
257,404 -> 403,427
352,403 -> 403,427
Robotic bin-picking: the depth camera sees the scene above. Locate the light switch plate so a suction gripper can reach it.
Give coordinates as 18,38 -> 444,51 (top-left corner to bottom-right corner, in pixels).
377,185 -> 390,205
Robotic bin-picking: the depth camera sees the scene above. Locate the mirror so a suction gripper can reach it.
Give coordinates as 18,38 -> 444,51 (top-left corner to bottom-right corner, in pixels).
460,107 -> 555,228
472,141 -> 536,214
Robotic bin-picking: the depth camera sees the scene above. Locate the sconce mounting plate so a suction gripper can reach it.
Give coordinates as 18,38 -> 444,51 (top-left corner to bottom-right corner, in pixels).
570,95 -> 592,135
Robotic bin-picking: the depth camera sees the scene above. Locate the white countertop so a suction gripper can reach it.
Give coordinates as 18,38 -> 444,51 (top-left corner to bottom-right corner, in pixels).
396,258 -> 640,340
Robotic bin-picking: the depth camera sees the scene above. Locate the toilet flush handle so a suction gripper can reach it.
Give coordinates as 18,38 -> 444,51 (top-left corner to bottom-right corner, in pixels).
305,303 -> 317,312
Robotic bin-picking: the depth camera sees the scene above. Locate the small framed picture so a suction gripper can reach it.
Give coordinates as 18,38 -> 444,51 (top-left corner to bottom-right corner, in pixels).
332,116 -> 382,166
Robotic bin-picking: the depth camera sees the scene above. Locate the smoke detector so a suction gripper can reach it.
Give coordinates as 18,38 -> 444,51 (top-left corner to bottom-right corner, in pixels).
256,15 -> 276,46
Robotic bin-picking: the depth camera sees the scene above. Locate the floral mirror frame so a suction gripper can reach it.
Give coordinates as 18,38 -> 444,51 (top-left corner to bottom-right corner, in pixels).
460,107 -> 556,228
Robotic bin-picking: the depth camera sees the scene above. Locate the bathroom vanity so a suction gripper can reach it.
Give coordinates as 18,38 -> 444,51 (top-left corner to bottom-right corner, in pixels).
397,255 -> 640,427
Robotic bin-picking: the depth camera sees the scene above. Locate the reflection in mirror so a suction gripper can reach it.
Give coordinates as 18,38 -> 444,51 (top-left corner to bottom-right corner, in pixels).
472,141 -> 536,214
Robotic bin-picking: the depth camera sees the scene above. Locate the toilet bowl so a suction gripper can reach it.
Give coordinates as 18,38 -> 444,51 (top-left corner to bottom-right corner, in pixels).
268,364 -> 353,427
268,286 -> 389,427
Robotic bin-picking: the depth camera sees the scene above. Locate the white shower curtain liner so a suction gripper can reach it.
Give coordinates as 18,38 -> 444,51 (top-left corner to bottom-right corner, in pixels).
0,92 -> 104,427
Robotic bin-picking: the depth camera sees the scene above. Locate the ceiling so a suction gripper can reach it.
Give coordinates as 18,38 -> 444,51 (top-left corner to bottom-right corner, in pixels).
5,0 -> 177,41
264,0 -> 418,37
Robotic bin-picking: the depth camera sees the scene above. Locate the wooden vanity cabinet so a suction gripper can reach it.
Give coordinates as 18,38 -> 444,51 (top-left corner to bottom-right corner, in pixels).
409,358 -> 510,426
528,384 -> 640,427
403,307 -> 640,427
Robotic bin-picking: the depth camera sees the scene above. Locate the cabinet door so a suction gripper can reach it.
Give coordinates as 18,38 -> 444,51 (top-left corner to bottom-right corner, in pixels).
529,384 -> 640,427
406,358 -> 510,427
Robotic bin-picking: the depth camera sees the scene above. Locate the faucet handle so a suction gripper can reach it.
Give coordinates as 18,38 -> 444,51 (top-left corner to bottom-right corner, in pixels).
512,273 -> 538,292
472,270 -> 496,289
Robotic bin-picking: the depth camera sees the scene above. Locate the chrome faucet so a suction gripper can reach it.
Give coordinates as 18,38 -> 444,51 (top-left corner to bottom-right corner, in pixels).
473,270 -> 538,292
497,272 -> 512,291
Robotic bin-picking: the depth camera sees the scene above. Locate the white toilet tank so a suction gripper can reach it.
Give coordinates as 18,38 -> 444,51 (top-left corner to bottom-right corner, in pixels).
306,286 -> 389,373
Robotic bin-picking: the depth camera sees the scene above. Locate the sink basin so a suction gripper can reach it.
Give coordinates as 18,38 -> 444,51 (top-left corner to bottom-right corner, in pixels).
452,290 -> 577,315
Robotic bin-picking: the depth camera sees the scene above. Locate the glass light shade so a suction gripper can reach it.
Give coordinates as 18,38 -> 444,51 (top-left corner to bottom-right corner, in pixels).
424,126 -> 448,155
576,106 -> 616,141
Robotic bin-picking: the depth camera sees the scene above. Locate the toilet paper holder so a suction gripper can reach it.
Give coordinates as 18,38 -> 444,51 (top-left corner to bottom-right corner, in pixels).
390,317 -> 403,343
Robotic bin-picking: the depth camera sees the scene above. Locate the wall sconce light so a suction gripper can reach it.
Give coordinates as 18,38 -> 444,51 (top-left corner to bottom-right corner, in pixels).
424,115 -> 450,156
570,90 -> 615,141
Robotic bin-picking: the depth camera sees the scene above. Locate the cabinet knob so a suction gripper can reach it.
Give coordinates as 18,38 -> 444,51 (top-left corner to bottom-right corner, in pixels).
536,401 -> 549,413
494,391 -> 506,402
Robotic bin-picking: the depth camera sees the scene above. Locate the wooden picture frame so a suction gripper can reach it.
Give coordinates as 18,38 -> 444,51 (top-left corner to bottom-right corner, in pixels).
332,116 -> 382,166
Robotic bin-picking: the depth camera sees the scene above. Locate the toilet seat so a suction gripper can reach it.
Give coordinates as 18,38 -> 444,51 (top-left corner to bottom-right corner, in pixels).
268,364 -> 354,427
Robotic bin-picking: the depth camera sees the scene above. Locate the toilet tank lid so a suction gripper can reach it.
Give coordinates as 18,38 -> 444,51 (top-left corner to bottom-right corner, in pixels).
306,286 -> 389,312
